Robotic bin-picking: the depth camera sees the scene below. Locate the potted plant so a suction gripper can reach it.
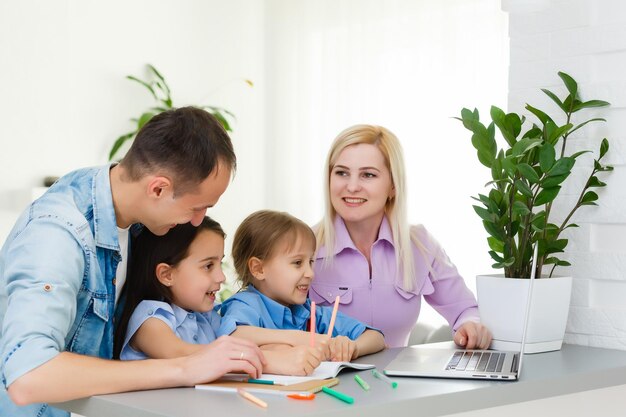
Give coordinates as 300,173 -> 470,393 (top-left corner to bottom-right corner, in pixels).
109,64 -> 252,161
457,71 -> 613,353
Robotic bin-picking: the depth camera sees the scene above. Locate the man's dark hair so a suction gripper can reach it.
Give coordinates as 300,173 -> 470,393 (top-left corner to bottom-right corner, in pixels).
119,106 -> 236,195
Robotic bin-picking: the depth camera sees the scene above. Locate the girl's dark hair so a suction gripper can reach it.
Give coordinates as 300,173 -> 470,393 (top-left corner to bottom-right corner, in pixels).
113,217 -> 225,358
231,210 -> 316,289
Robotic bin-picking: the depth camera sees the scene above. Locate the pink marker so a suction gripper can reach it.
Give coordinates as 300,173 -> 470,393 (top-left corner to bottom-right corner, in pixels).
310,301 -> 316,347
327,296 -> 340,336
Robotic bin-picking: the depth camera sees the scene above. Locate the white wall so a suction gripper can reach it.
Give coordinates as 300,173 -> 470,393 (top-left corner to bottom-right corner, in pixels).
0,0 -> 267,242
504,0 -> 626,350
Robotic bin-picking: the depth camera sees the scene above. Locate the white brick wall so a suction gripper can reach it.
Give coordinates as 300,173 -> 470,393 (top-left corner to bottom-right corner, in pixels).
504,0 -> 626,350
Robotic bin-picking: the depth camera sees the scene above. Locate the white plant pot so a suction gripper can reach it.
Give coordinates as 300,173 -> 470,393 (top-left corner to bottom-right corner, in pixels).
476,274 -> 572,354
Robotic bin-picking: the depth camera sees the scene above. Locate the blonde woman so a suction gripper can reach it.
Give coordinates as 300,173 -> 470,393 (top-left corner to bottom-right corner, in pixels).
312,125 -> 492,348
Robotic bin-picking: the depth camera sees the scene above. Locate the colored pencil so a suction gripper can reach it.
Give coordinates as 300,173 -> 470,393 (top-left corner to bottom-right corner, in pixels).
327,295 -> 340,336
237,388 -> 268,408
310,301 -> 316,347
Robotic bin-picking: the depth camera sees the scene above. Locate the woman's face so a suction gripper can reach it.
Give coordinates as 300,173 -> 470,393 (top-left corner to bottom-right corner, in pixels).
329,143 -> 395,228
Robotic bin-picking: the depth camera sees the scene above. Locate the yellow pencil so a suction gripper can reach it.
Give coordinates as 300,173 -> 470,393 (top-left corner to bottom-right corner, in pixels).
327,295 -> 340,336
237,388 -> 268,408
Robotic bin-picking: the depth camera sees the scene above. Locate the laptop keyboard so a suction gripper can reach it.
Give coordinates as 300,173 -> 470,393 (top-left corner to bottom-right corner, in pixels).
446,351 -> 505,372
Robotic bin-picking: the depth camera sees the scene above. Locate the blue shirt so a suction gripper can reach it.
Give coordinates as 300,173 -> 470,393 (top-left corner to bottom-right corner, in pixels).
120,300 -> 222,360
0,165 -> 122,417
218,285 -> 372,340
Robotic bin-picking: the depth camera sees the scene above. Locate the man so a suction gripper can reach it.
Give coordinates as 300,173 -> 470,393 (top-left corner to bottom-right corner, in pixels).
0,107 -> 265,417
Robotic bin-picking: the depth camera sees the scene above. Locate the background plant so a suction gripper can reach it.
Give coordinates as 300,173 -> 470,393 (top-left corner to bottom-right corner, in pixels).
109,64 -> 251,160
458,72 -> 613,278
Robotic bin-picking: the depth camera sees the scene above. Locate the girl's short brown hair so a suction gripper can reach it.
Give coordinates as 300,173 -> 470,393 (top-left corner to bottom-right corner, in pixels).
232,210 -> 316,288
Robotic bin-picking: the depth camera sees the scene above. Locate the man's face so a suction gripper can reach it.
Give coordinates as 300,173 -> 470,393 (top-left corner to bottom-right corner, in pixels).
144,162 -> 231,236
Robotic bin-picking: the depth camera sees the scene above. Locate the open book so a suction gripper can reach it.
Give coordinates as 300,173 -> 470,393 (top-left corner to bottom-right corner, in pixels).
258,361 -> 375,385
195,361 -> 374,393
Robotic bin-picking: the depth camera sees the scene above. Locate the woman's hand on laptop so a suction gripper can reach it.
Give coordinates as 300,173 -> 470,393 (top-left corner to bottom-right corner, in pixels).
454,322 -> 492,350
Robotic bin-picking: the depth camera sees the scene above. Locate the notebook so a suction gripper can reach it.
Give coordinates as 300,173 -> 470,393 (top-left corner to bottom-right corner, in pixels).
384,244 -> 539,381
195,361 -> 372,394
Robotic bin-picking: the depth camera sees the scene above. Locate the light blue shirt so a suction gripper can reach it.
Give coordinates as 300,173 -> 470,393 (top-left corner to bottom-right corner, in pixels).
0,165 -> 122,417
120,300 -> 222,360
219,285 -> 373,340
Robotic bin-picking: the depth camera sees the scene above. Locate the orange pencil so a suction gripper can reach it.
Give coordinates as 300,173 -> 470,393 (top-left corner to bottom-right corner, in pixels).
237,388 -> 268,408
327,295 -> 340,336
310,301 -> 316,347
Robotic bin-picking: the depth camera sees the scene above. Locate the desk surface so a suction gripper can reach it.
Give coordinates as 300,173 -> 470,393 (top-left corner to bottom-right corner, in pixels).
55,343 -> 626,417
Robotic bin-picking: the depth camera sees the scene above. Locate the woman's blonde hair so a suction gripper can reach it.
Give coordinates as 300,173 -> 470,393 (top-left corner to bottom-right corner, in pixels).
232,210 -> 316,288
316,124 -> 421,291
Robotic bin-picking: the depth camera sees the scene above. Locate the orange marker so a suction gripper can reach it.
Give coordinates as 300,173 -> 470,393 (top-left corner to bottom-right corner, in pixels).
327,295 -> 340,336
310,301 -> 316,347
237,388 -> 268,408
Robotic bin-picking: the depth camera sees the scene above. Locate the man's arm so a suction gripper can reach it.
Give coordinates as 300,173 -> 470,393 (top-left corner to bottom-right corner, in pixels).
8,335 -> 265,405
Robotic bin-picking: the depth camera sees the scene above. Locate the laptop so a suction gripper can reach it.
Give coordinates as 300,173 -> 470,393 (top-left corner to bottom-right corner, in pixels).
384,244 -> 539,381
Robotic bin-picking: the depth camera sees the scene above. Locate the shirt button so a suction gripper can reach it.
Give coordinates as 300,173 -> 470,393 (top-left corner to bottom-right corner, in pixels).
112,278 -> 117,286
193,335 -> 198,341
188,313 -> 194,319
43,283 -> 53,292
148,310 -> 154,315
328,292 -> 332,297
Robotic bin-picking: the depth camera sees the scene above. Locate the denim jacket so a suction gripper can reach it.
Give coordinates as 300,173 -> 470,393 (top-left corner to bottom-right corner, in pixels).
0,165 -> 121,417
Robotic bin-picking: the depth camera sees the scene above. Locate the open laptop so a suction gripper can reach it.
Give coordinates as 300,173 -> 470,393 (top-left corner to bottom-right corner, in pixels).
384,244 -> 539,381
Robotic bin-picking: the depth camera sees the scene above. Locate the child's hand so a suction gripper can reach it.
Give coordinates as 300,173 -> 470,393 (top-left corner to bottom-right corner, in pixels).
264,345 -> 325,376
328,336 -> 358,362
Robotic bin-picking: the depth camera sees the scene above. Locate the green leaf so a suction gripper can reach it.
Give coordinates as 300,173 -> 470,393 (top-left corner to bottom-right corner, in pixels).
600,138 -> 609,159
487,237 -> 504,252
539,143 -> 556,173
515,179 -> 533,198
109,132 -> 135,161
473,205 -> 496,222
572,99 -> 610,112
535,186 -> 561,205
137,112 -> 156,129
210,110 -> 232,132
558,71 -> 578,97
147,64 -> 171,96
521,126 -> 542,140
586,176 -> 606,188
547,157 -> 575,177
568,118 -> 606,137
541,88 -> 566,112
548,122 -> 573,145
517,163 -> 540,183
489,250 -> 504,262
526,104 -> 554,126
127,75 -> 158,101
511,138 -> 542,158
541,173 -> 569,188
491,106 -> 519,147
581,191 -> 599,205
512,200 -> 531,216
483,220 -> 505,241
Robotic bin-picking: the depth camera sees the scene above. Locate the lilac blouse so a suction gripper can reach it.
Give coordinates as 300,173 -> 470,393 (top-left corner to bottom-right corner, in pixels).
310,216 -> 479,348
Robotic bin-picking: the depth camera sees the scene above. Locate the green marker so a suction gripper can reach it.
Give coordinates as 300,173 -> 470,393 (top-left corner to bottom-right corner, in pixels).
321,386 -> 354,404
372,369 -> 398,388
354,374 -> 370,391
247,378 -> 274,385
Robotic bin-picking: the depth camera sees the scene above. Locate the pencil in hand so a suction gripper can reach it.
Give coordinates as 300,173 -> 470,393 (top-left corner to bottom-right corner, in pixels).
327,295 -> 340,336
310,301 -> 316,347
